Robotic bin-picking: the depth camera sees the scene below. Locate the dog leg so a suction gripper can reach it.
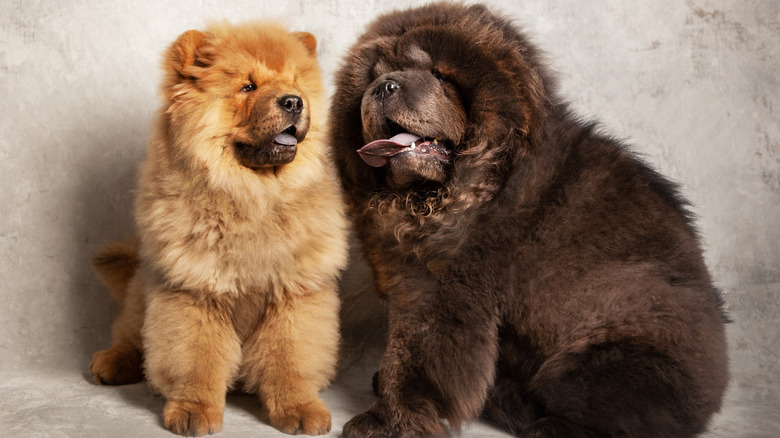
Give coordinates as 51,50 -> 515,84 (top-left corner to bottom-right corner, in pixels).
90,274 -> 145,385
523,340 -> 708,438
90,341 -> 143,385
343,290 -> 501,437
241,286 -> 340,436
143,289 -> 241,437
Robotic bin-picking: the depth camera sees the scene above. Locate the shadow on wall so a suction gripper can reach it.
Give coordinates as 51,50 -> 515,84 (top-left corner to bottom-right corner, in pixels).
69,117 -> 143,374
337,234 -> 387,372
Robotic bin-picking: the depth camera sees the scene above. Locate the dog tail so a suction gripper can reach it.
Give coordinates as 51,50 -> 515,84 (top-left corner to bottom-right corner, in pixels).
92,238 -> 140,302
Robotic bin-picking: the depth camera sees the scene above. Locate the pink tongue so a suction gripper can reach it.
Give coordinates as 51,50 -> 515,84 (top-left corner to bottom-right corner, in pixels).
274,132 -> 298,146
357,133 -> 422,167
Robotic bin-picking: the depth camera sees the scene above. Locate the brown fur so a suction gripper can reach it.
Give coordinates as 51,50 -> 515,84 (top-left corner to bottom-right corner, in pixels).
89,22 -> 347,436
330,3 -> 729,437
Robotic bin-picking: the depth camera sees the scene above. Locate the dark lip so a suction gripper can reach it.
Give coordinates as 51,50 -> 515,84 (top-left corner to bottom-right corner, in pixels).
395,140 -> 451,161
234,141 -> 295,150
376,119 -> 455,151
235,125 -> 305,150
384,119 -> 406,138
233,140 -> 297,170
357,135 -> 453,171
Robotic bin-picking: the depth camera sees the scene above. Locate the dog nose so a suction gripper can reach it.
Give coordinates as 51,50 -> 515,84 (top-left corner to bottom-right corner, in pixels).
278,95 -> 303,114
376,79 -> 399,99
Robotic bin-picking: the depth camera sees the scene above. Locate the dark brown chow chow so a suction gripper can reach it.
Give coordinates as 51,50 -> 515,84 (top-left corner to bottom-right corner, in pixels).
330,3 -> 729,437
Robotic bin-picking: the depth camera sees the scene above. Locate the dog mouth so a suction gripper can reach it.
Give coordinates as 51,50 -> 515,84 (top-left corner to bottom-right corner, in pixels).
272,125 -> 299,147
357,122 -> 453,168
234,125 -> 301,169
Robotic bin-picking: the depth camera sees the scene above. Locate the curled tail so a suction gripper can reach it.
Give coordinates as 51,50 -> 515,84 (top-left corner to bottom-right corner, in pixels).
92,238 -> 140,302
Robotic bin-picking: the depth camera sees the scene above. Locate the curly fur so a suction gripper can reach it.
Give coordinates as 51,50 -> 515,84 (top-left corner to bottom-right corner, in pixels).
330,3 -> 729,437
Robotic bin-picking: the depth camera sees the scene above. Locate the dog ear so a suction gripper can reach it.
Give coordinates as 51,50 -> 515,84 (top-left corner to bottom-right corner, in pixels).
162,29 -> 211,92
293,31 -> 317,56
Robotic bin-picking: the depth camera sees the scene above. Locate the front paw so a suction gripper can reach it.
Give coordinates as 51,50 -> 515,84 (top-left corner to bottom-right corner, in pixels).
164,400 -> 223,436
342,409 -> 445,438
342,411 -> 386,438
269,398 -> 331,435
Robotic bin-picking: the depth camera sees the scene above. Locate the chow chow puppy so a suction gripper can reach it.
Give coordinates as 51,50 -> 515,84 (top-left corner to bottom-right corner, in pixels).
89,22 -> 347,436
330,3 -> 729,437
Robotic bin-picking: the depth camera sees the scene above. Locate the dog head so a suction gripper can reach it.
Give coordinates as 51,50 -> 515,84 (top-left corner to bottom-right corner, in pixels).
331,3 -> 551,199
358,59 -> 466,187
160,22 -> 322,173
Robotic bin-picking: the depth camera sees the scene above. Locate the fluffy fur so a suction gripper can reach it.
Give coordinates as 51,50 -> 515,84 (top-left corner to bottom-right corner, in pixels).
89,22 -> 348,436
330,3 -> 729,437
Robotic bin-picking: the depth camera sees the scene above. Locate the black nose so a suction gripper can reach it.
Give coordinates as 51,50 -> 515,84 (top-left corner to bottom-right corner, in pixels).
376,79 -> 399,99
278,95 -> 303,114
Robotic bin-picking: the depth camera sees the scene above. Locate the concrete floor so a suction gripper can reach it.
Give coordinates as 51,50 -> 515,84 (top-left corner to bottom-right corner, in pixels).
1,0 -> 778,437
1,351 -> 777,437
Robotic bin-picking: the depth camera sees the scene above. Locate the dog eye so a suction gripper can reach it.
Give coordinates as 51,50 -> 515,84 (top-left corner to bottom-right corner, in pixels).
240,83 -> 256,93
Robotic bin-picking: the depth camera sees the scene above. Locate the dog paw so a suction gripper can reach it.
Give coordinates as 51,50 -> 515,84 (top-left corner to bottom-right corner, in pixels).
342,410 -> 387,438
164,400 -> 223,436
520,417 -> 590,438
269,398 -> 331,435
343,407 -> 445,438
89,344 -> 143,385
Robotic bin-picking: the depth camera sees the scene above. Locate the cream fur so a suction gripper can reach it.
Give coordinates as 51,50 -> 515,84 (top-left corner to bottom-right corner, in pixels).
89,21 -> 347,437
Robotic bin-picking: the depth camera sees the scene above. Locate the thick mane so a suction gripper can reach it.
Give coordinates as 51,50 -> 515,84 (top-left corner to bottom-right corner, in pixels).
330,2 -> 555,254
334,5 -> 730,437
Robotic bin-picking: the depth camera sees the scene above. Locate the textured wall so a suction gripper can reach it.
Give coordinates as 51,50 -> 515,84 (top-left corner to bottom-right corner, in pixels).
1,0 -> 778,433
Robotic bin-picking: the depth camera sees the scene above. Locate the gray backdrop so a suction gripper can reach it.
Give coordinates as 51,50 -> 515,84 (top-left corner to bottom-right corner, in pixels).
1,0 -> 778,437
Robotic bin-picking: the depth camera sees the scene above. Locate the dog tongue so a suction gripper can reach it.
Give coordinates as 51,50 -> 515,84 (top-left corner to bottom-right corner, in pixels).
274,132 -> 298,146
357,133 -> 422,167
